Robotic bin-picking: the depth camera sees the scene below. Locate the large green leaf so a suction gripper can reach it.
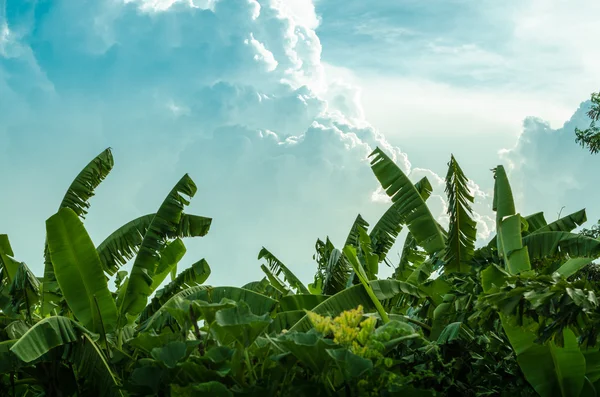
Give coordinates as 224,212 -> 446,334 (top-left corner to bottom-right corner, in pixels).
499,214 -> 532,274
443,155 -> 476,274
140,286 -> 277,332
0,234 -> 14,256
150,238 -> 187,293
42,148 -> 114,314
533,209 -> 587,234
392,180 -> 432,281
8,262 -> 40,315
258,247 -> 309,294
369,147 -> 445,254
268,310 -> 306,333
139,259 -> 211,324
556,258 -> 595,278
59,148 -> 114,218
290,279 -> 423,332
313,238 -> 349,295
523,232 -> 600,260
10,316 -> 93,362
502,317 -> 586,397
344,214 -> 370,248
393,232 -> 426,281
279,294 -> 330,312
68,334 -> 123,397
97,213 -> 212,276
274,331 -> 339,373
525,212 -> 549,233
210,301 -> 272,347
118,174 -> 197,323
492,166 -> 531,274
46,208 -> 118,334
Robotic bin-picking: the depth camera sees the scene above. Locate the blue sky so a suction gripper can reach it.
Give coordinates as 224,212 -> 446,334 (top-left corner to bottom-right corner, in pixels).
1,0 -> 599,287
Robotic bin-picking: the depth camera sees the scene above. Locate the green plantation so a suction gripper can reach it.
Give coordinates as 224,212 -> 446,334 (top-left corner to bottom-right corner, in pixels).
2,144 -> 600,396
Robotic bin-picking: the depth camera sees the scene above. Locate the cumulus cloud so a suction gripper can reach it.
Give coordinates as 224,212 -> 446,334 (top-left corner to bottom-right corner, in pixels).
0,0 -> 497,287
500,100 -> 600,227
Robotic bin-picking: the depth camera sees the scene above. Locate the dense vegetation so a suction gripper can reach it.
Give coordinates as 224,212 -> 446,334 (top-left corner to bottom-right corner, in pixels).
2,142 -> 600,396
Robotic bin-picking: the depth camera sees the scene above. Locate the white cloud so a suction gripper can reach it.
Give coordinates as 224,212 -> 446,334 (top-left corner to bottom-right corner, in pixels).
500,100 -> 600,226
0,0 -> 445,287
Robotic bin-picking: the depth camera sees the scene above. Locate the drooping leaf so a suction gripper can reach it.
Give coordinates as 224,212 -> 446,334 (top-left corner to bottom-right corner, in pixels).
10,316 -> 93,363
118,174 -> 197,323
68,334 -> 123,397
443,155 -> 477,274
369,147 -> 445,254
523,232 -> 600,261
46,208 -> 118,334
8,262 -> 40,315
258,247 -> 309,294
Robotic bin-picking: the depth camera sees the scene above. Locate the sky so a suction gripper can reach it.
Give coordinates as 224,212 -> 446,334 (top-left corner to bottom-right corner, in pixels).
1,0 -> 599,288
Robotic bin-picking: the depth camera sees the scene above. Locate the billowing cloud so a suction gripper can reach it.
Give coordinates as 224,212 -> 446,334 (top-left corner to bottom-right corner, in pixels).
500,100 -> 600,227
2,0 -> 471,286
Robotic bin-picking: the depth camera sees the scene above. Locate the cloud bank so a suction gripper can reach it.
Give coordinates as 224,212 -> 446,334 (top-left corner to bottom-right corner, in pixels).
2,0 -> 497,286
500,101 -> 600,226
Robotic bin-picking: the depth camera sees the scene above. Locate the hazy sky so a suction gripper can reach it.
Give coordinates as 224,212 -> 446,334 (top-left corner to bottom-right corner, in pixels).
1,0 -> 599,288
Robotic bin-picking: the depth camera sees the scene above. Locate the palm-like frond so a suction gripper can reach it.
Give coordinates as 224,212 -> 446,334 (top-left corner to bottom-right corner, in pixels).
532,209 -> 587,234
42,148 -> 114,314
312,238 -> 350,296
369,148 -> 445,254
10,316 -> 92,363
118,174 -> 197,324
139,259 -> 211,324
8,262 -> 40,317
258,247 -> 309,294
59,148 -> 114,218
97,213 -> 211,276
522,232 -> 600,260
393,232 -> 426,281
344,214 -> 369,248
443,155 -> 477,274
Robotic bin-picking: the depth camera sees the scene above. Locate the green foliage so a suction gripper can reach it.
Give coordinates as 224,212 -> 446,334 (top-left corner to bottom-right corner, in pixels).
575,91 -> 600,154
3,146 -> 600,396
